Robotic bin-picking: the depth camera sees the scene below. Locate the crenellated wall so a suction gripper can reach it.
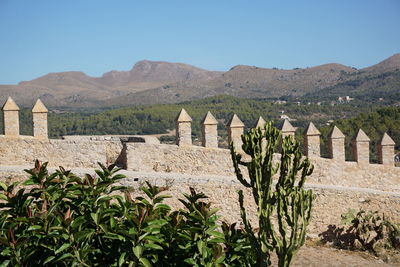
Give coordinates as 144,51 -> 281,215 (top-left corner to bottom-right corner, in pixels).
0,99 -> 398,181
0,98 -> 399,237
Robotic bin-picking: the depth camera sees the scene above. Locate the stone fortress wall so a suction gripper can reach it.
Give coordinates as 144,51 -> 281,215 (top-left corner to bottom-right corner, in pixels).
0,97 -> 399,235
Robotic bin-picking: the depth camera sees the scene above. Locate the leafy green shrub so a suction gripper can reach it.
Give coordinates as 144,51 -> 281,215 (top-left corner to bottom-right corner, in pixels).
231,121 -> 315,267
0,161 -> 234,266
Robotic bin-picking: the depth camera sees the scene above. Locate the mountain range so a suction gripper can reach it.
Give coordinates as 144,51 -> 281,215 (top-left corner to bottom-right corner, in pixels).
0,54 -> 399,109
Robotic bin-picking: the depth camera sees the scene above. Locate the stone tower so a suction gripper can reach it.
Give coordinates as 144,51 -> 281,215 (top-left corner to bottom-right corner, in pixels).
227,114 -> 245,151
201,111 -> 218,148
378,133 -> 395,166
175,108 -> 192,146
2,97 -> 20,136
304,122 -> 321,157
32,99 -> 49,139
352,129 -> 370,164
328,126 -> 346,161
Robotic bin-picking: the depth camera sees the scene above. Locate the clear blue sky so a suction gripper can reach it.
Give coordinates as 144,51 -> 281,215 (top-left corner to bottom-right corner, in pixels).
0,0 -> 399,84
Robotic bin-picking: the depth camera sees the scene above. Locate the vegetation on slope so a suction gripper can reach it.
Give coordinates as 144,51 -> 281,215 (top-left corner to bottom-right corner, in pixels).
46,95 -> 366,139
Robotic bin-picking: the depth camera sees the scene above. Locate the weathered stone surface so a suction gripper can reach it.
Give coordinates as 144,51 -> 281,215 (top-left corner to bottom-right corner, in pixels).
176,121 -> 192,146
355,129 -> 370,142
62,135 -> 160,144
32,99 -> 48,113
175,108 -> 192,122
328,126 -> 345,161
176,109 -> 192,146
202,124 -> 218,148
125,143 -> 235,176
2,96 -> 19,111
119,179 -> 400,237
352,129 -> 370,164
227,114 -> 245,128
281,119 -> 296,138
32,112 -> 48,139
378,133 -> 395,165
329,125 -> 345,139
201,111 -> 218,125
227,114 -> 244,151
32,99 -> 48,139
254,116 -> 266,128
201,111 -> 218,148
0,136 -> 122,168
122,142 -> 400,192
305,122 -> 321,136
2,97 -> 20,136
304,122 -> 321,157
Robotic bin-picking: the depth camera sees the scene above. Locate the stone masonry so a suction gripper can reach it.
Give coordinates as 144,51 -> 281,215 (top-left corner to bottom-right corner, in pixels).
328,126 -> 346,161
2,96 -> 20,136
227,114 -> 245,152
32,99 -> 49,139
201,111 -> 218,148
378,133 -> 395,165
175,108 -> 192,146
281,119 -> 295,139
304,122 -> 321,157
0,100 -> 399,239
352,129 -> 370,164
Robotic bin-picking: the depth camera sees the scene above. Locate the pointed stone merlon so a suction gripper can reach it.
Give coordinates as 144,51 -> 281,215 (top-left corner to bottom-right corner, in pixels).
201,111 -> 218,148
328,126 -> 345,161
2,97 -> 20,136
32,99 -> 49,139
352,129 -> 370,164
175,108 -> 192,146
254,116 -> 266,129
304,122 -> 321,157
378,133 -> 395,166
281,119 -> 295,138
227,114 -> 244,151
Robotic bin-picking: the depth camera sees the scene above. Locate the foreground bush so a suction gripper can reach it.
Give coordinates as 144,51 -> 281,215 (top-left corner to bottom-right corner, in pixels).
1,161 -> 255,266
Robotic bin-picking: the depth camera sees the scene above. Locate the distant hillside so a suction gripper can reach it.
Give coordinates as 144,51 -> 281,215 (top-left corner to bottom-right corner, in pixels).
0,54 -> 399,109
302,54 -> 400,103
0,60 -> 220,108
105,63 -> 357,107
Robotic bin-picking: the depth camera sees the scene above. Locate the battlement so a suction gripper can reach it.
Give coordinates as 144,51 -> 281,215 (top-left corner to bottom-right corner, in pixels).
0,99 -> 398,192
1,97 -> 48,139
173,108 -> 397,167
0,99 -> 399,237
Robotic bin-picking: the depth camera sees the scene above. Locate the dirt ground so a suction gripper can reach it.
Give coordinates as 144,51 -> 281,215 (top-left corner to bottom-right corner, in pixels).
269,245 -> 400,267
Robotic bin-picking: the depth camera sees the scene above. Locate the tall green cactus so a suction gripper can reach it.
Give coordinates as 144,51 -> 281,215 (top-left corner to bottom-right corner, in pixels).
230,122 -> 315,267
